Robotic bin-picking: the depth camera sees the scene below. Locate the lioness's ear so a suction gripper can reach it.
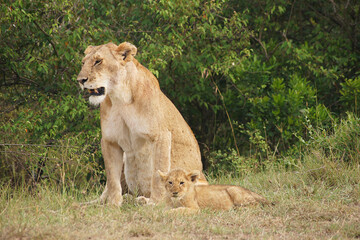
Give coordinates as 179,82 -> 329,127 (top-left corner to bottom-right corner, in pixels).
117,42 -> 137,62
84,46 -> 95,55
157,170 -> 168,182
187,170 -> 200,182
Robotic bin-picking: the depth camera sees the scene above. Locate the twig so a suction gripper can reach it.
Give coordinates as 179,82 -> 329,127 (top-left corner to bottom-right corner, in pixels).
295,166 -> 325,174
250,33 -> 269,60
0,143 -> 78,148
284,0 -> 296,38
33,20 -> 58,57
0,151 -> 60,161
211,79 -> 240,157
0,203 -> 9,216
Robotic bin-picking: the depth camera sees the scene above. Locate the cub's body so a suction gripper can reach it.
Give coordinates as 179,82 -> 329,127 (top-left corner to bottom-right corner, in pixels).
191,184 -> 266,210
159,169 -> 268,212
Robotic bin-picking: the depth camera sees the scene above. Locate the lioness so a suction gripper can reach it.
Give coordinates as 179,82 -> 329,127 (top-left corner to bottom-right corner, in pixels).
158,169 -> 268,212
76,42 -> 207,206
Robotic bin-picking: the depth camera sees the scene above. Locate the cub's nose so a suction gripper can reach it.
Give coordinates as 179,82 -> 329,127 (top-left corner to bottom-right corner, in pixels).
172,192 -> 178,196
77,78 -> 88,85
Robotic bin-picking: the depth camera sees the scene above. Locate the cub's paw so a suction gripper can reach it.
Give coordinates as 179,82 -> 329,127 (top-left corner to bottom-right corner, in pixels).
135,196 -> 150,205
167,207 -> 199,215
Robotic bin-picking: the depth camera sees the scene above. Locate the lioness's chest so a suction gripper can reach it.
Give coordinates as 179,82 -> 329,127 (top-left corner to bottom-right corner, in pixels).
101,109 -> 132,151
101,106 -> 154,151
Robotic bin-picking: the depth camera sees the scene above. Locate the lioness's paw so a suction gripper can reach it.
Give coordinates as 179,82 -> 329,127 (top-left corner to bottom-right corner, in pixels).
103,194 -> 123,206
108,197 -> 123,206
79,198 -> 102,206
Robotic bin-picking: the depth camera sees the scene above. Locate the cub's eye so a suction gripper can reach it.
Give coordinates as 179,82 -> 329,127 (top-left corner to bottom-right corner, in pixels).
180,182 -> 184,185
94,59 -> 102,66
168,181 -> 173,185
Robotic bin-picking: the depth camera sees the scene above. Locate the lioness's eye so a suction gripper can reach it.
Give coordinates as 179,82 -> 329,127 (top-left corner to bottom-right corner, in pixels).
180,182 -> 184,185
94,59 -> 102,66
168,181 -> 172,185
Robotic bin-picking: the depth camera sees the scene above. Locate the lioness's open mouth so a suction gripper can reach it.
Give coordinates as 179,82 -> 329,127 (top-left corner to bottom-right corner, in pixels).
87,87 -> 105,96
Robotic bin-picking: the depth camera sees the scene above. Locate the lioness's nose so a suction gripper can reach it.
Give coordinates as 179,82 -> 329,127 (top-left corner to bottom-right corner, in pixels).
77,78 -> 88,85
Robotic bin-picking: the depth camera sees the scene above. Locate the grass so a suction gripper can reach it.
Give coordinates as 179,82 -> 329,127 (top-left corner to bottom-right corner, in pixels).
1,114 -> 360,239
1,159 -> 359,240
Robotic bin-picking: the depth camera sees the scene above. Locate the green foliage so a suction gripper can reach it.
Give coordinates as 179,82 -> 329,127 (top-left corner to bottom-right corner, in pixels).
207,149 -> 247,176
1,0 -> 360,183
0,136 -> 104,189
309,113 -> 360,164
340,77 -> 360,114
247,75 -> 320,149
136,0 -> 252,148
3,93 -> 99,141
209,113 -> 360,177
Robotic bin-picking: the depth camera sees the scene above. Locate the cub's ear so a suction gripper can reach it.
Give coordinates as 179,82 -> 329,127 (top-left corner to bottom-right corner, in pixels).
84,46 -> 95,55
187,170 -> 200,183
116,42 -> 137,62
157,170 -> 168,182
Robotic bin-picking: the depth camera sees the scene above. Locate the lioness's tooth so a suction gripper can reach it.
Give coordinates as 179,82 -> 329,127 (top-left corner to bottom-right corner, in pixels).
88,89 -> 91,93
95,89 -> 98,93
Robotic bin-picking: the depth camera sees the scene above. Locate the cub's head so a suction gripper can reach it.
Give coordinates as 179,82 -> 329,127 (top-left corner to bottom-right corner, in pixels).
158,169 -> 200,199
76,42 -> 137,105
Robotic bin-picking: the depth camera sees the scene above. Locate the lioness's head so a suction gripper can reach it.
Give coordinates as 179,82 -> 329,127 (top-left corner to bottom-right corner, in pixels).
77,42 -> 137,105
158,169 -> 200,199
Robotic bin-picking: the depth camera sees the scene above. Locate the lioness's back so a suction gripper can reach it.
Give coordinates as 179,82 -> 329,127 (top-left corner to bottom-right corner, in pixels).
159,92 -> 202,170
130,59 -> 203,174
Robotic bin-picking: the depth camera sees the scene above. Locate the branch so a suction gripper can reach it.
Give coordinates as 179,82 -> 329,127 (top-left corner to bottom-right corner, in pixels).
284,0 -> 296,38
250,32 -> 269,60
33,20 -> 59,57
210,78 -> 241,157
11,69 -> 40,86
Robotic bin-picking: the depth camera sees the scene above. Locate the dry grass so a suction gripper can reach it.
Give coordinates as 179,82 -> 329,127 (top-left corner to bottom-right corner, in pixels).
3,110 -> 360,239
1,164 -> 359,240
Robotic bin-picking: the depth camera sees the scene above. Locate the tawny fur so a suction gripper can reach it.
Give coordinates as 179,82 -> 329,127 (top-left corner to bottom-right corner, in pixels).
77,42 -> 207,206
158,169 -> 268,213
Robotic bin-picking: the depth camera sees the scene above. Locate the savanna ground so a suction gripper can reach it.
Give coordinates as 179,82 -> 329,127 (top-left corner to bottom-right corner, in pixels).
1,158 -> 359,240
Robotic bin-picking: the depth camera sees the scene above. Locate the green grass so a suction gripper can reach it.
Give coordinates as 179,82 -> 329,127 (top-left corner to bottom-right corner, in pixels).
1,158 -> 359,240
1,114 -> 360,239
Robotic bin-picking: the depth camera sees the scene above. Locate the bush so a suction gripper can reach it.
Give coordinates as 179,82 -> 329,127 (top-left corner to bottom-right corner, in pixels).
1,0 -> 360,183
309,113 -> 360,164
208,113 -> 360,176
0,90 -> 103,188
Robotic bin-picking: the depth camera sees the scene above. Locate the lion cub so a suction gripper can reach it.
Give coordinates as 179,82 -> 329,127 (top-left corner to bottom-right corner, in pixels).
158,169 -> 268,212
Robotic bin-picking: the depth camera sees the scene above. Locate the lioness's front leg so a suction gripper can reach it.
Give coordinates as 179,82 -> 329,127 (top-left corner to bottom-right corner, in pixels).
100,139 -> 124,206
150,131 -> 172,203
